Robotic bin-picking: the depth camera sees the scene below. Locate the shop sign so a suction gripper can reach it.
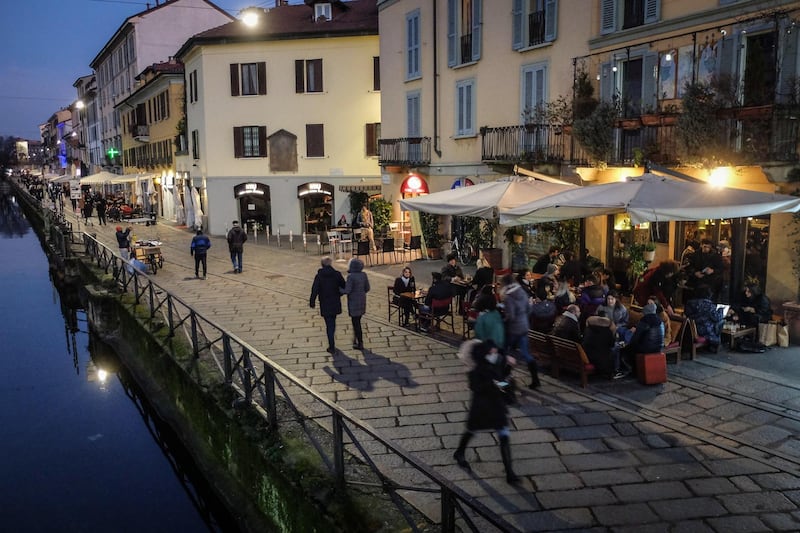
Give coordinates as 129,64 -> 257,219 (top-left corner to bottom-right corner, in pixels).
234,182 -> 269,198
297,182 -> 334,197
400,174 -> 428,194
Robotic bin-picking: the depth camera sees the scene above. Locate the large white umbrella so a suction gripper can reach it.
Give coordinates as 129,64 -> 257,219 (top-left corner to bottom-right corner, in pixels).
398,176 -> 577,218
79,171 -> 134,185
500,173 -> 800,226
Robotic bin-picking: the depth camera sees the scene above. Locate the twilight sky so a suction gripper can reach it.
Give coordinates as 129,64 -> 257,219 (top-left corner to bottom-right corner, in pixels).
0,0 -> 285,140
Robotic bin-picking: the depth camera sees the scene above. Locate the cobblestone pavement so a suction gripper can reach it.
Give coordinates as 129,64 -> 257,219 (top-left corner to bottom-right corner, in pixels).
73,212 -> 800,532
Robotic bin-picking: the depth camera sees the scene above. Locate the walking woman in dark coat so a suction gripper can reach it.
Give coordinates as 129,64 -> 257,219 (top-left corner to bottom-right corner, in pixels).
310,256 -> 346,353
453,341 -> 519,484
342,257 -> 370,350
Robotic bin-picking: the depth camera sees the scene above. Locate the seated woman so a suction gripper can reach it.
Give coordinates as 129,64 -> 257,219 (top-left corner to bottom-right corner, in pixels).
535,264 -> 558,301
684,285 -> 724,352
625,303 -> 665,364
582,309 -> 625,379
597,290 -> 630,341
553,275 -> 576,312
516,268 -> 537,299
729,283 -> 771,328
392,266 -> 416,326
578,273 -> 605,330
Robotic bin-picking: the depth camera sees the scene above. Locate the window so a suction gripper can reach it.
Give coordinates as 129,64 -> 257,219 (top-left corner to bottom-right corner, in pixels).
521,62 -> 547,120
189,70 -> 198,103
230,62 -> 267,96
315,3 -> 331,21
191,129 -> 200,159
599,53 -> 658,114
455,79 -> 475,136
512,0 -> 558,50
600,0 -> 659,35
295,59 -> 323,93
406,9 -> 421,79
233,126 -> 267,158
373,56 -> 381,91
406,91 -> 421,137
366,123 -> 381,156
306,124 -> 324,157
447,0 -> 482,67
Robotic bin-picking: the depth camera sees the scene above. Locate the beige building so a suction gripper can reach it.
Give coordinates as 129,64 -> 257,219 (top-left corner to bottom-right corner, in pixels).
378,0 -> 800,306
175,1 -> 381,236
88,0 -> 233,174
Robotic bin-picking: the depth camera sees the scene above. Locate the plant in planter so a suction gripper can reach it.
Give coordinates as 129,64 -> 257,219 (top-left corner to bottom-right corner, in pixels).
369,198 -> 391,238
573,100 -> 617,168
676,81 -> 734,166
419,211 -> 443,258
643,241 -> 656,262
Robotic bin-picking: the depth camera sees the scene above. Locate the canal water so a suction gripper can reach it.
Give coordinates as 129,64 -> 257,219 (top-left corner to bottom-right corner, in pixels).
0,193 -> 239,531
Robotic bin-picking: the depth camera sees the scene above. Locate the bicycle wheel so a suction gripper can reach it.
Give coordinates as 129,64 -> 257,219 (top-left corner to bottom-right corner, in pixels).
458,242 -> 472,265
150,257 -> 158,275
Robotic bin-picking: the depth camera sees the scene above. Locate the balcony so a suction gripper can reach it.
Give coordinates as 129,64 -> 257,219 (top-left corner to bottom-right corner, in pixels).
481,108 -> 799,168
527,10 -> 546,47
378,137 -> 431,167
129,124 -> 149,143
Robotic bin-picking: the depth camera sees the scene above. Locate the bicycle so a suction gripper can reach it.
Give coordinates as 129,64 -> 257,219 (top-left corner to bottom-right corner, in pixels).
442,233 -> 474,265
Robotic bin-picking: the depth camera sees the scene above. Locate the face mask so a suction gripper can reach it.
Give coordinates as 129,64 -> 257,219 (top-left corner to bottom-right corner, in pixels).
486,351 -> 499,364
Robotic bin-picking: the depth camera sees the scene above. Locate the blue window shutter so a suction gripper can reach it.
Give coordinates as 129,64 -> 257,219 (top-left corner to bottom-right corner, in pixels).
717,34 -> 738,86
447,0 -> 457,67
600,0 -> 615,35
600,62 -> 614,102
544,0 -> 558,42
644,0 -> 659,24
779,25 -> 799,104
642,52 -> 658,111
471,0 -> 482,61
512,0 -> 523,50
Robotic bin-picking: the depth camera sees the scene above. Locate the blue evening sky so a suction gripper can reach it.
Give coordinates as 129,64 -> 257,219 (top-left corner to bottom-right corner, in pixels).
0,0 -> 296,140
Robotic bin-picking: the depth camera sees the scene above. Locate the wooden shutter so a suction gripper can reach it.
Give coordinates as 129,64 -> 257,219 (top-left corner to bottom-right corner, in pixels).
511,0 -> 523,50
471,0 -> 482,62
644,0 -> 659,24
230,64 -> 240,96
306,124 -> 324,157
544,0 -> 558,42
258,126 -> 267,157
295,60 -> 304,93
308,59 -> 323,92
366,123 -> 377,156
233,126 -> 243,158
600,0 -> 615,35
447,0 -> 457,67
257,62 -> 267,95
373,57 -> 380,91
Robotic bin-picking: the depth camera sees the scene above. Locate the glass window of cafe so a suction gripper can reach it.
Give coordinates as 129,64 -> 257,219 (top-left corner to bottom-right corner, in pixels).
298,182 -> 334,235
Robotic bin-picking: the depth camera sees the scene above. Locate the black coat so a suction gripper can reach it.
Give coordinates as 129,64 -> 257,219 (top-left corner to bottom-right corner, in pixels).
466,346 -> 509,431
629,313 -> 664,354
582,316 -> 616,375
310,265 -> 345,317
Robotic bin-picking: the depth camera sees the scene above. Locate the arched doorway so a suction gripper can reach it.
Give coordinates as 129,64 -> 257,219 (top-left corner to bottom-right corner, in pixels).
298,182 -> 334,235
234,182 -> 271,230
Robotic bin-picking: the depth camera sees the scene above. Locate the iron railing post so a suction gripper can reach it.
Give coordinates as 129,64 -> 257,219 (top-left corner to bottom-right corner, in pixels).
441,488 -> 456,533
264,364 -> 277,429
332,412 -> 345,489
167,295 -> 175,338
222,335 -> 233,384
190,310 -> 199,359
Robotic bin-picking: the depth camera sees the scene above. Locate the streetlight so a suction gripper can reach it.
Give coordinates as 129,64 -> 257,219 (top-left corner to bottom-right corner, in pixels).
240,7 -> 262,27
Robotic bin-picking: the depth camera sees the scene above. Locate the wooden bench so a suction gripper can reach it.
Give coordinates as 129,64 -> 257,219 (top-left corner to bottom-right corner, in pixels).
528,330 -> 554,369
549,335 -> 596,388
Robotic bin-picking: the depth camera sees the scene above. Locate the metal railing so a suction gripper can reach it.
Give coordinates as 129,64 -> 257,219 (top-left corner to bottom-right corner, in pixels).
378,137 -> 432,166
79,233 -> 517,533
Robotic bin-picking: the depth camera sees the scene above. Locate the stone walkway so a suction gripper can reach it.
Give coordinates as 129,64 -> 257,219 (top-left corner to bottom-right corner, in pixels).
74,213 -> 800,532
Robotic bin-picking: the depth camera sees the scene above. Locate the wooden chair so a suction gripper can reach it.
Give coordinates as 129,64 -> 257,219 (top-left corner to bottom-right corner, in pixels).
417,296 -> 455,333
664,317 -> 694,364
529,330 -> 554,369
353,239 -> 373,266
387,285 -> 402,325
462,298 -> 478,339
548,335 -> 596,388
380,237 -> 397,265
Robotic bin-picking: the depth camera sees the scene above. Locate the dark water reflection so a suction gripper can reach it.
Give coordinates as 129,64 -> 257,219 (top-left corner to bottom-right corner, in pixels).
0,191 -> 239,532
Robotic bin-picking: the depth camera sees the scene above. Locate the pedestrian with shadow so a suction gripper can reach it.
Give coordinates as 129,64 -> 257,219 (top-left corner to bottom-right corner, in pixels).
190,228 -> 211,279
310,256 -> 346,354
341,257 -> 370,350
453,340 -> 520,484
226,220 -> 247,273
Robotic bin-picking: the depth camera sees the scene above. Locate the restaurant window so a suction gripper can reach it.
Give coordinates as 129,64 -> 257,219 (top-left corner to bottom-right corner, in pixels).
233,126 -> 267,158
447,0 -> 482,67
406,9 -> 421,80
295,59 -> 323,93
230,62 -> 267,96
306,124 -> 325,157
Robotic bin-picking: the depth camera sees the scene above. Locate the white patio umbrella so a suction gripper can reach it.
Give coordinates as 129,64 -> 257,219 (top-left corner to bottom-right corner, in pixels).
184,184 -> 195,229
398,176 -> 577,218
500,173 -> 800,226
191,187 -> 203,230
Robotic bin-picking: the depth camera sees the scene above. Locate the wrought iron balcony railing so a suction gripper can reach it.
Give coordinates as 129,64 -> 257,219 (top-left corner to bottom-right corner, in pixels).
378,137 -> 432,167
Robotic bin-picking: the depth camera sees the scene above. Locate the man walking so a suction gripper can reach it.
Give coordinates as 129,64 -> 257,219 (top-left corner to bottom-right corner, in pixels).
190,229 -> 211,279
226,220 -> 247,273
95,193 -> 107,226
115,225 -> 132,260
310,257 -> 346,354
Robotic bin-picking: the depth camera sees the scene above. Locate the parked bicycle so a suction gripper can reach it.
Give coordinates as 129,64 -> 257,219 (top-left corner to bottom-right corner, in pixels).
442,232 -> 474,265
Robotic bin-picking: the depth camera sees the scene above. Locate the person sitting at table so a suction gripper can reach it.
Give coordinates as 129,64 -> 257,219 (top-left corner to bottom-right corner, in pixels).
729,283 -> 771,328
535,263 -> 559,301
551,304 -> 581,342
594,267 -> 615,296
532,245 -> 560,275
516,268 -> 537,299
418,272 -> 454,332
625,302 -> 664,364
392,266 -> 417,327
597,290 -> 630,341
582,309 -> 625,380
684,285 -> 724,353
465,266 -> 495,312
553,275 -> 576,312
578,273 -> 605,330
441,252 -> 465,282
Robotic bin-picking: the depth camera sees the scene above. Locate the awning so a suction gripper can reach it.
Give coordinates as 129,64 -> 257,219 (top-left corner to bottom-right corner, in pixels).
339,184 -> 381,193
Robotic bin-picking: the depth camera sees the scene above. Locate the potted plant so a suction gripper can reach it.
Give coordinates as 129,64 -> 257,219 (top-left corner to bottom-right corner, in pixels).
419,211 -> 443,259
643,241 -> 656,262
626,242 -> 649,285
503,226 -> 525,245
369,198 -> 392,238
641,104 -> 660,126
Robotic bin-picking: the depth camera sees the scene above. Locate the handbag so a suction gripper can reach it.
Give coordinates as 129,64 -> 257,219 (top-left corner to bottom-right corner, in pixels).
758,321 -> 778,347
777,323 -> 790,348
